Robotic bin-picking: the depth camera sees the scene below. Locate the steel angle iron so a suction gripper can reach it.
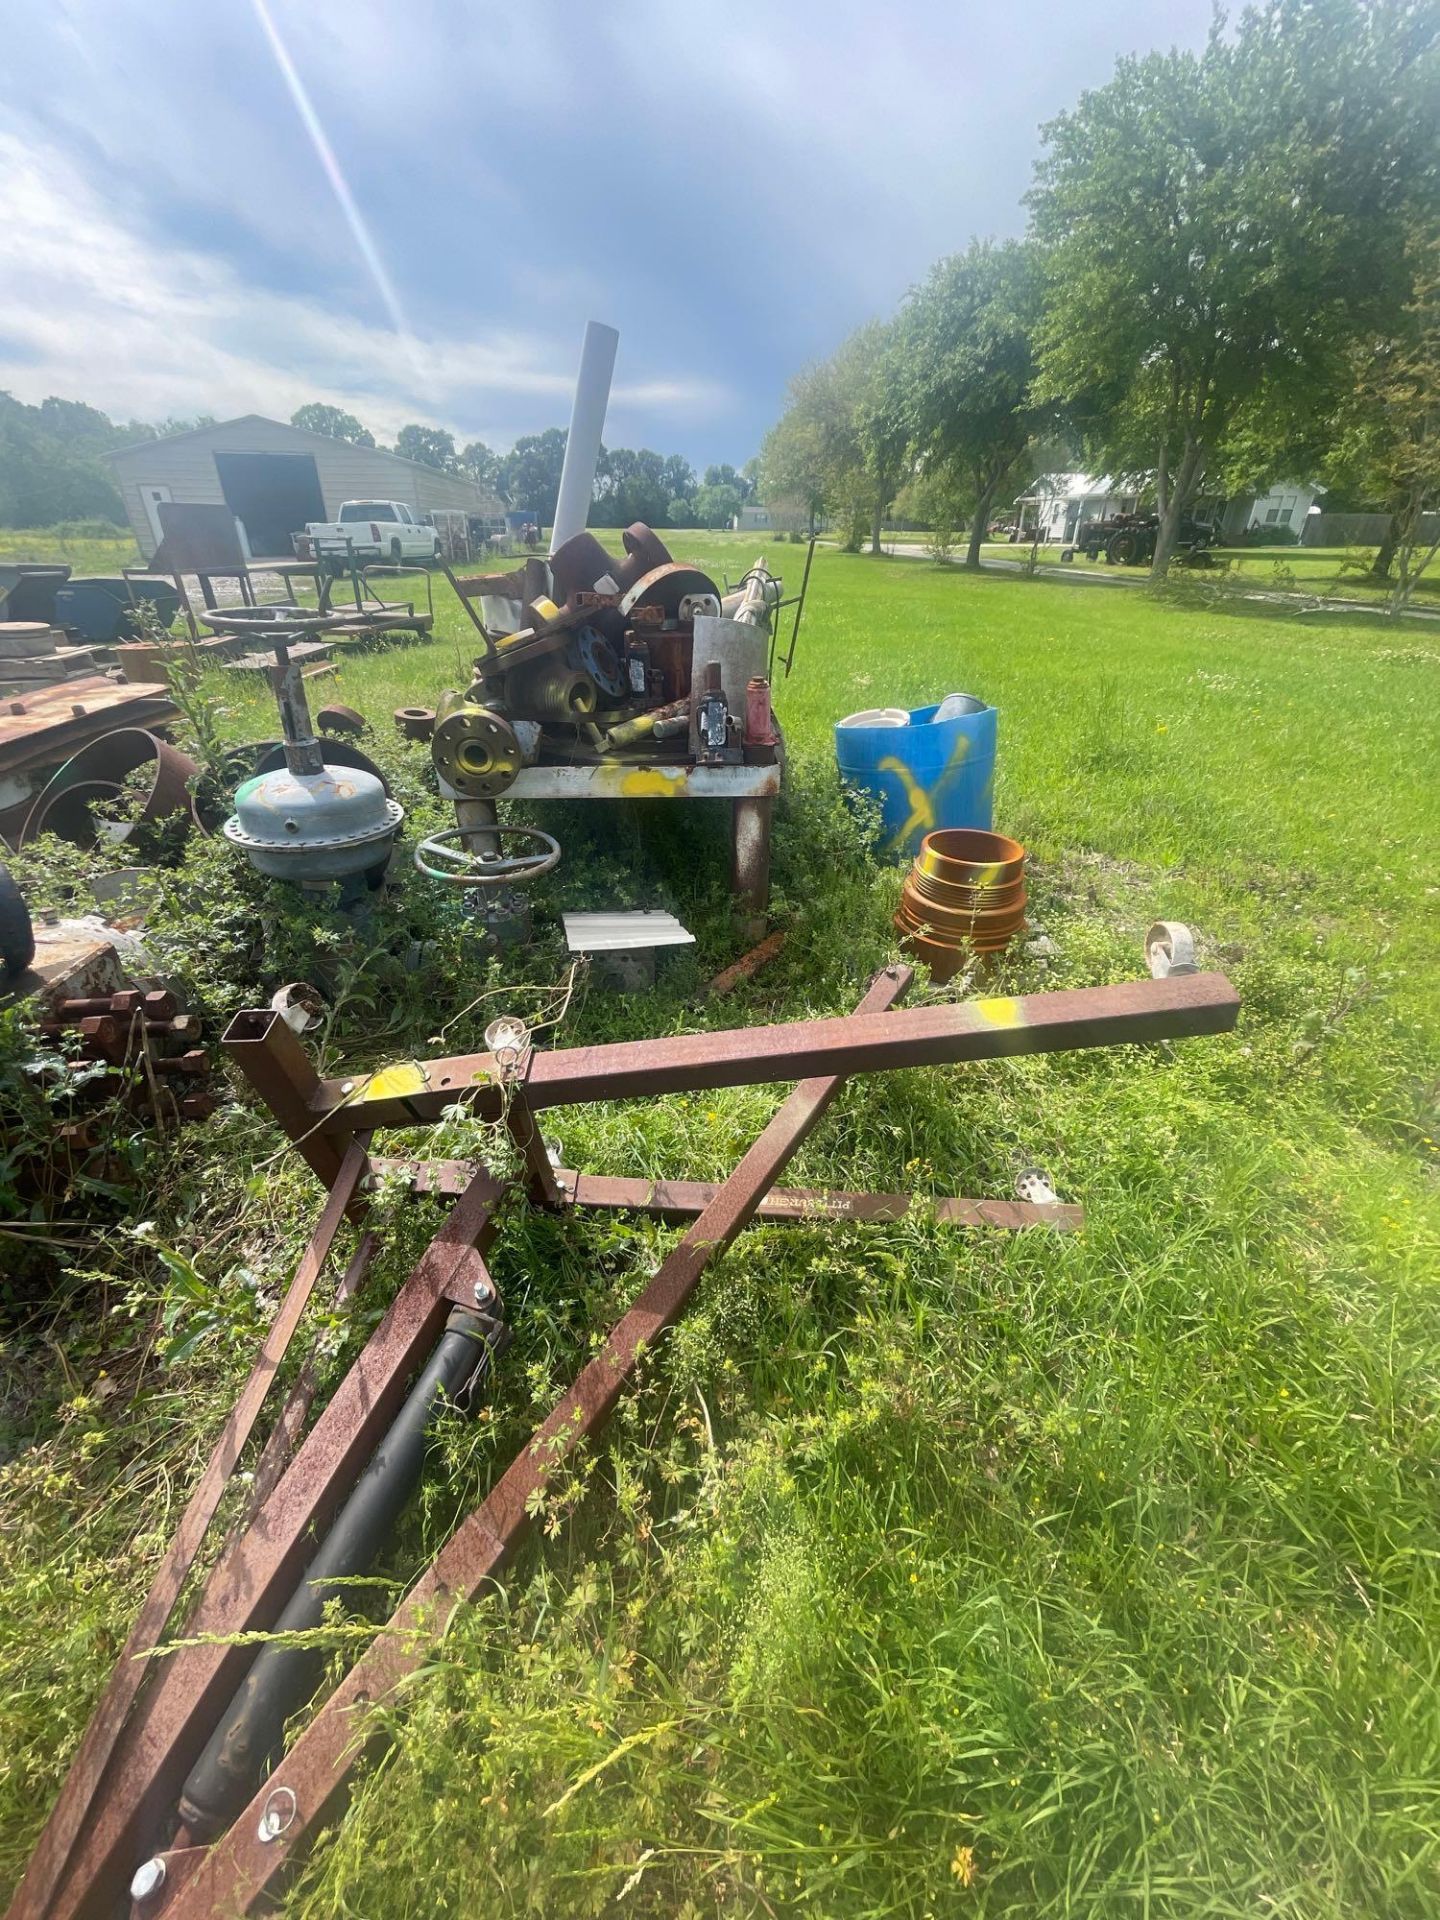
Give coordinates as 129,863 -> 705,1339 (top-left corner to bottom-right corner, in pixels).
216,608 -> 403,886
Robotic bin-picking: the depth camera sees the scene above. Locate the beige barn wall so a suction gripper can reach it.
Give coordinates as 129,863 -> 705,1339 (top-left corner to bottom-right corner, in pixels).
111,417 -> 496,556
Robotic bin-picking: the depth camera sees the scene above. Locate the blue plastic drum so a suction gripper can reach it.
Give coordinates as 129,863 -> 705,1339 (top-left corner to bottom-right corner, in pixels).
835,695 -> 998,862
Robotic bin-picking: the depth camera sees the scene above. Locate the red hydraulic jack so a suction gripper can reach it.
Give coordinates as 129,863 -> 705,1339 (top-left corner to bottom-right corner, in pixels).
9,952 -> 1239,1920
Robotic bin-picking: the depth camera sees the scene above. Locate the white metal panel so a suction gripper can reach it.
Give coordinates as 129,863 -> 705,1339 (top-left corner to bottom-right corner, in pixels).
506,762 -> 780,801
562,911 -> 695,953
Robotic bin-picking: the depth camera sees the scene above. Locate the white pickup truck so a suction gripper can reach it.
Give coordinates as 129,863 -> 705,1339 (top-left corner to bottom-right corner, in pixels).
302,501 -> 440,563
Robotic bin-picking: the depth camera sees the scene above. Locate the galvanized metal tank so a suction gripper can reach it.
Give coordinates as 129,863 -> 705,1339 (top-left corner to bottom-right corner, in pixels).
206,606 -> 405,886
224,765 -> 402,881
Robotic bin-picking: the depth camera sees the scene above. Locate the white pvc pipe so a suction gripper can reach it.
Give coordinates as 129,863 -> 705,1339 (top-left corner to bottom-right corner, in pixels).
549,320 -> 619,556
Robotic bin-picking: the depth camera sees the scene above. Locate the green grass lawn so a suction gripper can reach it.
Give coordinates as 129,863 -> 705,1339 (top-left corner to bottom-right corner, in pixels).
0,527 -> 139,574
2,539 -> 1437,1917
952,537 -> 1438,608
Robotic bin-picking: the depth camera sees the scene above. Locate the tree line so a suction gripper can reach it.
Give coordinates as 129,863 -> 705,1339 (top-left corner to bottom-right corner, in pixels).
294,408 -> 759,532
0,394 -> 224,529
0,386 -> 759,537
759,0 -> 1439,586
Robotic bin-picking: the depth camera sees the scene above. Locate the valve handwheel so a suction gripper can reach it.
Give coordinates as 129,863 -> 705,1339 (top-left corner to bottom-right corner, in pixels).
199,605 -> 349,639
413,825 -> 561,887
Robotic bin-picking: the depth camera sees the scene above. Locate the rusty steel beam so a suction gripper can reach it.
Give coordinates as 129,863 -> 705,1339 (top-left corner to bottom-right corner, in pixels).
222,1008 -> 351,1187
7,1141 -> 371,1920
370,1159 -> 1081,1232
159,966 -> 915,1918
234,1230 -> 381,1533
293,971 -> 1239,1132
503,1089 -> 563,1209
38,1168 -> 504,1920
560,1171 -> 1083,1231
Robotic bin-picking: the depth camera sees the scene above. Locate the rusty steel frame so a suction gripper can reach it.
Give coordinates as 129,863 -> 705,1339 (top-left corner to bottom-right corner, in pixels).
14,960 -> 1239,1920
156,965 -> 916,1916
22,1166 -> 504,1920
4,1140 -> 370,1920
282,970 -> 1239,1134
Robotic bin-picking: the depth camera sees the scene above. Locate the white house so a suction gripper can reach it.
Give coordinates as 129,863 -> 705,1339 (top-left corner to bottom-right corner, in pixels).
1014,472 -> 1325,545
1013,474 -> 1142,543
1217,481 -> 1326,540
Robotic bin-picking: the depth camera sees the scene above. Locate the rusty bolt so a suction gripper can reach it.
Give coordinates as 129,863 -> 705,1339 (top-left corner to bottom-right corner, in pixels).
129,1014 -> 202,1043
58,990 -> 177,1019
77,1015 -> 122,1048
151,1050 -> 209,1077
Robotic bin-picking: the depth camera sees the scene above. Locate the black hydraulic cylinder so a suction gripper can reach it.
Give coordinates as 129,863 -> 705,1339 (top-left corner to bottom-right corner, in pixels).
178,1306 -> 498,1839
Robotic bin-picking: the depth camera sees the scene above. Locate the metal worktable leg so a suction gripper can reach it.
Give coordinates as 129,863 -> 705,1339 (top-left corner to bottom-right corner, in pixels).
731,793 -> 774,924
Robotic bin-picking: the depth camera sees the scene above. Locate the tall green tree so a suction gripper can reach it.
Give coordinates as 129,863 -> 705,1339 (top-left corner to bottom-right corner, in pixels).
460,440 -> 505,497
692,481 -> 743,530
0,391 -> 127,526
843,321 -> 913,553
662,453 -> 697,503
902,239 -> 1044,568
759,376 -> 834,535
1329,226 -> 1440,606
395,424 -> 458,471
500,428 -> 567,527
1029,0 -> 1436,578
290,403 -> 375,446
592,447 -> 671,527
759,321 -> 911,548
702,462 -> 754,503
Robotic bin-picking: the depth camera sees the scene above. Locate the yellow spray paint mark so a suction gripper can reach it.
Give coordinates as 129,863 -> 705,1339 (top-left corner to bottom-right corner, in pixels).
973,997 -> 1025,1028
615,766 -> 686,797
877,756 -> 935,850
361,1061 -> 429,1100
880,732 -> 974,855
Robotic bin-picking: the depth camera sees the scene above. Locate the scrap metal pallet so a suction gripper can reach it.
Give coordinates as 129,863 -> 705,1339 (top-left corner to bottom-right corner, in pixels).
10,957 -> 1240,1920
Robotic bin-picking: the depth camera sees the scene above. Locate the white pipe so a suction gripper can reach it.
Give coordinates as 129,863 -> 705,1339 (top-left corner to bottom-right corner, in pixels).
549,321 -> 619,555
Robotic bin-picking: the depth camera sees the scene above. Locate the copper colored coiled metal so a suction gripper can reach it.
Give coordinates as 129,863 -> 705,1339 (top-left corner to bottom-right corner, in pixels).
896,829 -> 1028,980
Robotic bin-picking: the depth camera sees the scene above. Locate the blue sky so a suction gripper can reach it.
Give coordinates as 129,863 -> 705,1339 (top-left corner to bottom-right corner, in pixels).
2,1 -> 1210,466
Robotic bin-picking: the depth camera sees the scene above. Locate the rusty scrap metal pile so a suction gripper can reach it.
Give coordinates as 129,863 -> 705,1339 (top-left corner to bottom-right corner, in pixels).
10,954 -> 1241,1920
432,520 -> 794,803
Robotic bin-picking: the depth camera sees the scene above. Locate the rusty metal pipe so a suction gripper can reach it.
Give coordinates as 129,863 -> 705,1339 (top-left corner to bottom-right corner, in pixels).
57,991 -> 176,1020
177,1304 -> 501,1843
30,1171 -> 502,1920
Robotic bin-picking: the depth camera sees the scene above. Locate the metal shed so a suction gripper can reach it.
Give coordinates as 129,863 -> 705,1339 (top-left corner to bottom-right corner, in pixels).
108,415 -> 501,560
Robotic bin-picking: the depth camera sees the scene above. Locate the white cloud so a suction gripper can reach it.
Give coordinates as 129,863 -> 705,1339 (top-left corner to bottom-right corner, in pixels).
0,132 -> 730,445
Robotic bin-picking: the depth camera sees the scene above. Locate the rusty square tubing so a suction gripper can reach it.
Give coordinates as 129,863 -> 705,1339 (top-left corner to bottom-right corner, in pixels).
242,970 -> 1239,1135
503,1087 -> 564,1208
34,1168 -> 505,1920
561,1172 -> 1084,1232
233,1231 -> 382,1535
368,1157 -> 1082,1231
3,1139 -> 371,1920
221,1010 -> 348,1188
163,965 -> 914,1918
